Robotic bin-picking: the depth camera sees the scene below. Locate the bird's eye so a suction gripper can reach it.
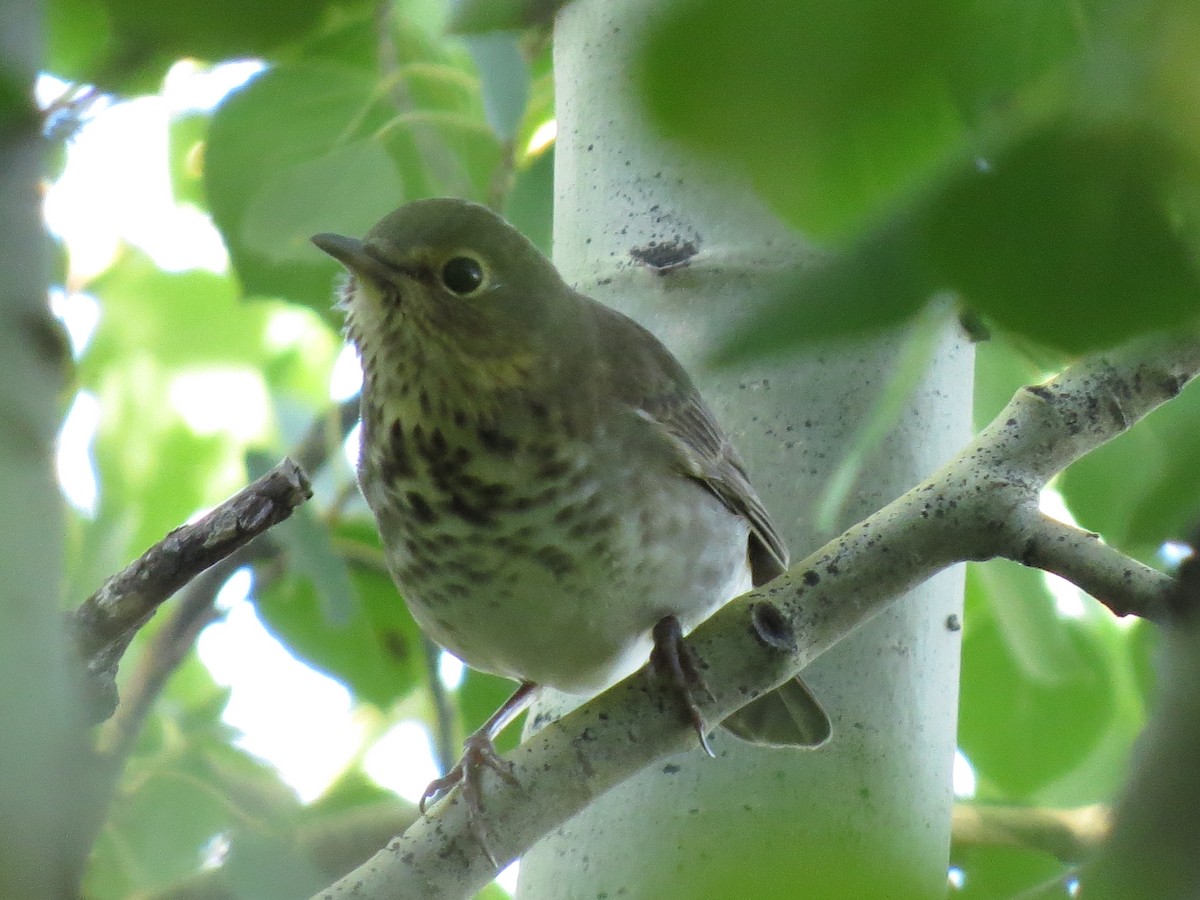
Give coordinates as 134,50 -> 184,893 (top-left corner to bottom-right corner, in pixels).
440,255 -> 486,296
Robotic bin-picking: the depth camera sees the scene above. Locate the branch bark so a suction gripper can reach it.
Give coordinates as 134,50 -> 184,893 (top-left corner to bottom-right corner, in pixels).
951,802 -> 1110,865
69,457 -> 312,724
311,333 -> 1200,899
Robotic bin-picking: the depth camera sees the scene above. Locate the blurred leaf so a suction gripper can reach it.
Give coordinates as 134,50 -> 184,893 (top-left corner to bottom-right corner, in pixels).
221,828 -> 330,899
46,0 -> 111,82
273,504 -> 356,625
281,1 -> 380,71
968,562 -> 1088,686
1125,618 -> 1160,710
207,40 -> 504,311
720,118 -> 1200,362
387,17 -> 505,198
459,668 -> 523,753
462,32 -> 529,140
307,767 -> 401,813
256,519 -> 422,708
637,0 -> 1084,240
505,144 -> 553,256
960,566 -> 1116,798
206,65 -> 405,312
168,110 -> 209,209
925,121 -> 1200,354
89,720 -> 298,898
155,650 -> 235,727
88,770 -> 232,896
82,252 -> 270,379
240,139 -> 406,266
477,882 -> 516,900
713,215 -> 934,363
47,0 -> 364,91
78,253 -> 276,556
450,0 -> 570,34
950,844 -> 1066,899
92,402 -> 231,565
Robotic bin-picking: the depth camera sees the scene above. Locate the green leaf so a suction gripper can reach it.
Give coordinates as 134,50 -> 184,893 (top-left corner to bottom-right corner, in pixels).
256,520 -> 423,708
207,48 -> 504,312
280,1 -> 380,71
221,829 -> 330,900
925,122 -> 1200,354
637,0 -> 1083,240
206,65 -> 406,312
81,252 -> 270,380
89,720 -> 298,898
272,503 -> 357,625
971,337 -> 1046,434
77,253 -> 280,557
47,0 -> 362,91
459,668 -> 523,753
168,110 -> 210,210
713,215 -> 934,363
462,32 -> 529,140
46,0 -> 111,82
504,144 -> 554,256
950,845 -> 1066,899
960,567 -> 1116,799
240,140 -> 406,266
968,562 -> 1089,686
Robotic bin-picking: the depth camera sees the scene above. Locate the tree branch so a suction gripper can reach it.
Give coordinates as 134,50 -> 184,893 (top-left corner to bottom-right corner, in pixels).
310,332 -> 1200,900
951,802 -> 1110,865
1009,513 -> 1175,621
94,551 -> 258,759
69,457 -> 312,724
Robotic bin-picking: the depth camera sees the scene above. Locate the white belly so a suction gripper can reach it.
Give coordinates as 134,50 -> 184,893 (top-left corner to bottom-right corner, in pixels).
387,451 -> 751,694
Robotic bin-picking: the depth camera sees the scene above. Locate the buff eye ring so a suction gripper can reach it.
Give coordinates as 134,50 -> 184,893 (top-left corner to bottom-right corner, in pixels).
440,254 -> 487,296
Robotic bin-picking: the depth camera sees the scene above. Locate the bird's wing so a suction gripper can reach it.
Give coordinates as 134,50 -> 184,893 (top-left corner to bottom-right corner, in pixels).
635,390 -> 789,585
585,298 -> 789,585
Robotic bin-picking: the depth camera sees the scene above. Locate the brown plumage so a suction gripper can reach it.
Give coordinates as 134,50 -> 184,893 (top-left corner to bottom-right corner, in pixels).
313,198 -> 830,838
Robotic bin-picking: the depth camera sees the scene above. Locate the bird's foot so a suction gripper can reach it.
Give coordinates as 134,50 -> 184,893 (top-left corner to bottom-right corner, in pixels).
419,731 -> 519,866
418,680 -> 537,867
650,615 -> 717,757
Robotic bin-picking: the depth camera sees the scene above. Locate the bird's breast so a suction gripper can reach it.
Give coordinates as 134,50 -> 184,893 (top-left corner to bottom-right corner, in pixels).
358,397 -> 750,693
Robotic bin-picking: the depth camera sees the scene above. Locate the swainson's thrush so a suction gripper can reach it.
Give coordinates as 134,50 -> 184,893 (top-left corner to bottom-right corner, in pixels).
313,199 -> 829,837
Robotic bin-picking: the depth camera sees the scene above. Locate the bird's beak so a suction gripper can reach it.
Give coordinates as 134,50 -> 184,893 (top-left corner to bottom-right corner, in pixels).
311,233 -> 396,285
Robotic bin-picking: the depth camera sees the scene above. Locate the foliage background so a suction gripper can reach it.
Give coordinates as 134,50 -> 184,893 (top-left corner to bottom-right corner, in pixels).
30,0 -> 1200,896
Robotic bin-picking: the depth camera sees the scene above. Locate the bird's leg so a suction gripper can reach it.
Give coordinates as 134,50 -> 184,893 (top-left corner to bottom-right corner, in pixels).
419,680 -> 537,865
650,615 -> 717,758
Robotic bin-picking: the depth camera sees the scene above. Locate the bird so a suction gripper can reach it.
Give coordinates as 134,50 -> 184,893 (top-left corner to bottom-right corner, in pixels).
312,198 -> 830,851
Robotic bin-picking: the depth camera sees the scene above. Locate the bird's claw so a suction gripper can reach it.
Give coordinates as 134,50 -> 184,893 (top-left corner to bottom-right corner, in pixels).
650,615 -> 717,757
419,731 -> 520,867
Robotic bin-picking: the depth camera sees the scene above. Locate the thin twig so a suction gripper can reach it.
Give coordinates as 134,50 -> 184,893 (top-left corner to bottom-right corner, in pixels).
422,635 -> 458,776
69,458 -> 312,724
95,551 -> 259,760
1011,513 -> 1175,621
952,802 -> 1110,864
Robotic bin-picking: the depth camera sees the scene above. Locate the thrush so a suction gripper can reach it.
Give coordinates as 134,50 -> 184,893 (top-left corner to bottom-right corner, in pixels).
313,198 -> 829,849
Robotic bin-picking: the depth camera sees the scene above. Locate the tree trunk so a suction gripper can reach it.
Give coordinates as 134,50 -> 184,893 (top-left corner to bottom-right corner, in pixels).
0,5 -> 88,896
517,1 -> 974,897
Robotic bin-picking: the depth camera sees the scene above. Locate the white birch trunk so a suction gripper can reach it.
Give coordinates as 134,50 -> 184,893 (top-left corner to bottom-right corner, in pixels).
0,7 -> 85,894
517,2 -> 974,896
